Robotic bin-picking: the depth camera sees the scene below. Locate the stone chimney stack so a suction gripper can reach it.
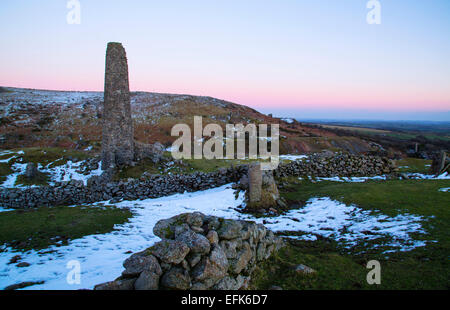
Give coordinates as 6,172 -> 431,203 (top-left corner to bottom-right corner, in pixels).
101,42 -> 135,170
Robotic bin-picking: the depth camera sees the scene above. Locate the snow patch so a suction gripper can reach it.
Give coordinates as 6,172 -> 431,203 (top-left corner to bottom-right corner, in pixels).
279,154 -> 308,161
406,172 -> 450,180
257,197 -> 427,252
311,175 -> 387,183
281,118 -> 294,124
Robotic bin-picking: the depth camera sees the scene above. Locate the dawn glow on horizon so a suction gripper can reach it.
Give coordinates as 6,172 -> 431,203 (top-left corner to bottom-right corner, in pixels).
1,0 -> 449,120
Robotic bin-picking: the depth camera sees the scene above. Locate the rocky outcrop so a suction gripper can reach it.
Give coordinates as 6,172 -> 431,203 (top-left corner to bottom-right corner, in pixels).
94,213 -> 284,290
431,151 -> 448,176
25,163 -> 38,179
0,154 -> 396,209
134,141 -> 165,164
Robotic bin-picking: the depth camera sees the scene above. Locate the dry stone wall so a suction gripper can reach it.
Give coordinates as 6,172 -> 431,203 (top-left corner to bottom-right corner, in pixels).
275,153 -> 397,178
94,212 -> 284,290
0,154 -> 396,209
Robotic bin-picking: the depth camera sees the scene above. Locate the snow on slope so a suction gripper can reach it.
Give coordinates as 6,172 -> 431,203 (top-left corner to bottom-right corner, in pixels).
0,184 -> 430,290
0,151 -> 103,188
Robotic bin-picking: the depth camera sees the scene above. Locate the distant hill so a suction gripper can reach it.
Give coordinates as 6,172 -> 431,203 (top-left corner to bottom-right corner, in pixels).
0,87 -> 377,155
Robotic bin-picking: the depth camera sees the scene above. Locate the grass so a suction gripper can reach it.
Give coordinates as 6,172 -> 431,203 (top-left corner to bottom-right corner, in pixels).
114,153 -> 264,180
0,147 -> 92,186
0,205 -> 132,251
0,147 -> 91,167
250,178 -> 450,290
16,147 -> 90,166
15,171 -> 50,187
396,157 -> 432,173
0,162 -> 13,183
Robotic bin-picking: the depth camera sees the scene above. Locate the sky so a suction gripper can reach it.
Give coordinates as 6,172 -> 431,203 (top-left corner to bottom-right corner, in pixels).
1,0 -> 449,121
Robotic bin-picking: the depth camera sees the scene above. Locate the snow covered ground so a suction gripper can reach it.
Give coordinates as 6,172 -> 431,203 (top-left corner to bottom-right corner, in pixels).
261,197 -> 428,252
304,175 -> 387,183
0,184 -> 430,290
279,154 -> 308,161
299,172 -> 450,183
406,172 -> 450,180
0,150 -> 103,188
281,118 -> 295,124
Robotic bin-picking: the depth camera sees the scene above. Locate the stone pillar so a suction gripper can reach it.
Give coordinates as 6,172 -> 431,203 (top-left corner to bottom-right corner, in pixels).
435,151 -> 447,175
101,42 -> 135,170
248,162 -> 262,203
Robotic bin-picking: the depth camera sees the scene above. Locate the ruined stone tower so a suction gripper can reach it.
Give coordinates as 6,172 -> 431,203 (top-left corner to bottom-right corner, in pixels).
101,42 -> 135,170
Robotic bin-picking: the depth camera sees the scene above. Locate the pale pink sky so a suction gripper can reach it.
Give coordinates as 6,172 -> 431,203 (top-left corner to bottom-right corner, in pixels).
1,0 -> 449,120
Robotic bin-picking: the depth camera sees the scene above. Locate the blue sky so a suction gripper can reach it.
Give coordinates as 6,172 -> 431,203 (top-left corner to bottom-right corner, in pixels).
1,0 -> 449,121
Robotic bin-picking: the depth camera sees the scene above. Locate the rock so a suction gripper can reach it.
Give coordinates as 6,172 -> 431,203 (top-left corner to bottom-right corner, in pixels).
204,216 -> 221,230
213,275 -> 248,290
153,213 -> 205,240
134,269 -> 160,290
191,245 -> 228,288
161,267 -> 191,290
206,230 -> 219,245
248,162 -> 262,202
186,212 -> 204,228
94,278 -> 136,290
4,281 -> 45,290
217,219 -> 243,240
16,262 -> 30,268
176,229 -> 210,255
8,255 -> 21,264
269,285 -> 283,290
230,242 -> 252,274
153,217 -> 179,239
220,240 -> 240,259
25,163 -> 38,179
122,252 -> 161,278
134,141 -> 165,164
239,175 -> 249,189
174,223 -> 191,237
294,264 -> 316,275
150,240 -> 190,264
186,252 -> 202,268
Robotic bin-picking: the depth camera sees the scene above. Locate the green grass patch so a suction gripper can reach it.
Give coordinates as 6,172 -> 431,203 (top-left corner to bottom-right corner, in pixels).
15,171 -> 50,187
0,147 -> 90,167
0,162 -> 13,183
251,178 -> 450,289
251,237 -> 449,290
396,157 -> 432,173
15,147 -> 90,166
0,205 -> 132,251
114,155 -> 265,180
115,158 -> 161,180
